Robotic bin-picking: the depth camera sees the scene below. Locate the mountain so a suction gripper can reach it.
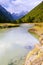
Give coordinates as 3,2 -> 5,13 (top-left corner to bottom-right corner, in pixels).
0,5 -> 14,23
17,2 -> 43,23
12,11 -> 27,20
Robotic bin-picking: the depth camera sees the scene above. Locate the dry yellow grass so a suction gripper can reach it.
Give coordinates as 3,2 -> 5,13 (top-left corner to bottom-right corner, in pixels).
34,23 -> 43,35
0,23 -> 19,27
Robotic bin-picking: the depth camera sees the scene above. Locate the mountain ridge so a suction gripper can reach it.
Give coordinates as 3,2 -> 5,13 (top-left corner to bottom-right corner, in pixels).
0,5 -> 14,23
12,11 -> 27,20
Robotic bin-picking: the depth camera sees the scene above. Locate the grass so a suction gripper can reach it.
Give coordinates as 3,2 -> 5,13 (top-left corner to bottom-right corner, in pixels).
0,23 -> 19,28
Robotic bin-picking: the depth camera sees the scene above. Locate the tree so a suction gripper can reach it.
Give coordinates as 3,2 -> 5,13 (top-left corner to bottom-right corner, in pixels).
27,16 -> 35,23
18,19 -> 23,23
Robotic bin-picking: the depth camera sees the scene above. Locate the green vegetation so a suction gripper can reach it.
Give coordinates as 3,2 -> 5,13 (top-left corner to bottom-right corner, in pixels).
17,2 -> 43,23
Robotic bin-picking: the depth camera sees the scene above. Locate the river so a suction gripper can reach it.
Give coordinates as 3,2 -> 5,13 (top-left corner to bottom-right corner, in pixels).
0,24 -> 39,65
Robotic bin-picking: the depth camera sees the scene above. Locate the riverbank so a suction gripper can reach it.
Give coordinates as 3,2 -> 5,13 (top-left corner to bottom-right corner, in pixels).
29,23 -> 43,39
0,23 -> 19,28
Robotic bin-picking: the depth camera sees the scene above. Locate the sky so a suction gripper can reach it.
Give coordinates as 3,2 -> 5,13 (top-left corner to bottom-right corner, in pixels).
0,0 -> 43,14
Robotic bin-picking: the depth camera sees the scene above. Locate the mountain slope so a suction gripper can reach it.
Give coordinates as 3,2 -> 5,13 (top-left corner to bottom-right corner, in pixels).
0,5 -> 13,22
17,2 -> 43,23
12,11 -> 27,20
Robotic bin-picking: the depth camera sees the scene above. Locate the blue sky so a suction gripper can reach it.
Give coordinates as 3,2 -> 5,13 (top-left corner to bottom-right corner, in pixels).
0,0 -> 42,14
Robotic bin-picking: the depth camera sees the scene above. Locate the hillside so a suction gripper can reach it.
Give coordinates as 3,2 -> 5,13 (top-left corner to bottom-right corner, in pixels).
0,5 -> 14,23
17,2 -> 43,23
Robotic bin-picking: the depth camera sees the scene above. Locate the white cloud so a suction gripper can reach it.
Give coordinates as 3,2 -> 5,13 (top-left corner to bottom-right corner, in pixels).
0,0 -> 43,14
6,4 -> 15,13
12,0 -> 22,4
0,0 -> 10,5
